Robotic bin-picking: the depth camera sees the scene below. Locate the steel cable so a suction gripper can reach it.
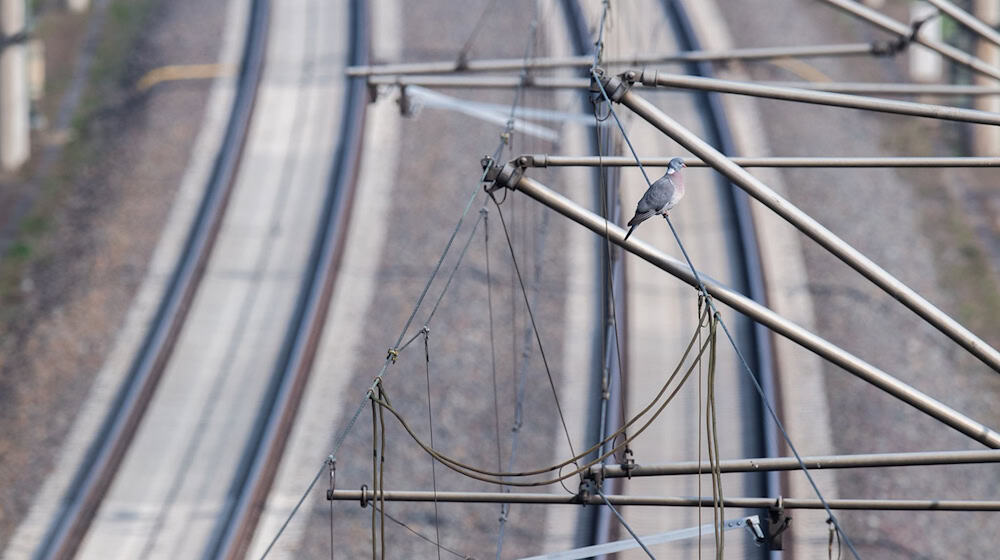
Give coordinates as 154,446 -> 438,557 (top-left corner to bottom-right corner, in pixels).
369,307 -> 714,488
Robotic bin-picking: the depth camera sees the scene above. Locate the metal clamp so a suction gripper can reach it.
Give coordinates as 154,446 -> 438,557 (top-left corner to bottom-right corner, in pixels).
360,484 -> 370,508
621,446 -> 636,479
766,496 -> 792,550
482,157 -> 525,193
591,67 -> 632,103
326,458 -> 337,500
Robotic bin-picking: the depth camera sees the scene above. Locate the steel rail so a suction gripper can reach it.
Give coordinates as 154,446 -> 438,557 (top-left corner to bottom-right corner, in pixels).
519,154 -> 1000,168
634,70 -> 1000,126
207,1 -> 370,559
330,490 -> 1000,511
484,169 -> 1000,448
33,1 -> 270,559
924,0 -> 1000,49
819,0 -> 1000,81
590,449 -> 1000,477
605,74 -> 1000,374
345,42 -> 888,76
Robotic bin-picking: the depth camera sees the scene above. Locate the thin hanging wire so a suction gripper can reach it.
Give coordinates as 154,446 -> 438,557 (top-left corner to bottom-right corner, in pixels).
598,489 -> 657,559
422,329 -> 443,560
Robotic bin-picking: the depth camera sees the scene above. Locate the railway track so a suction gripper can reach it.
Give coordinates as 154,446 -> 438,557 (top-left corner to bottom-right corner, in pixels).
34,0 -> 269,557
207,0 -> 370,557
25,0 -> 367,558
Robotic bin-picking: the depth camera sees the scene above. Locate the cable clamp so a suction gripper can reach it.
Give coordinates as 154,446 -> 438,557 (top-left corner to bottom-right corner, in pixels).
577,477 -> 600,506
360,484 -> 369,508
869,11 -> 939,57
396,84 -> 415,117
386,348 -> 399,364
326,459 -> 337,501
622,446 -> 636,479
766,495 -> 792,551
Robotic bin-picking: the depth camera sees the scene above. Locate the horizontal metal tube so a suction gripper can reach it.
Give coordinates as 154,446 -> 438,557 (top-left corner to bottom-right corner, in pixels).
763,81 -> 1000,96
506,174 -> 1000,448
367,75 -> 589,89
592,450 -> 1000,477
369,75 -> 1000,100
615,82 -> 1000,374
330,490 -> 1000,511
520,154 -> 1000,168
637,70 -> 1000,126
819,0 -> 1000,81
346,43 -> 876,76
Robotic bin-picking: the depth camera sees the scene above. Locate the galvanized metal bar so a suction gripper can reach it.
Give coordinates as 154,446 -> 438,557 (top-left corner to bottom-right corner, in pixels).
609,77 -> 1000,374
519,154 -> 1000,168
346,43 -> 877,76
490,171 -> 1000,448
763,81 -> 1000,96
924,0 -> 1000,49
369,75 -> 1000,99
635,70 -> 1000,126
590,449 -> 1000,478
819,0 -> 1000,81
330,490 -> 1000,511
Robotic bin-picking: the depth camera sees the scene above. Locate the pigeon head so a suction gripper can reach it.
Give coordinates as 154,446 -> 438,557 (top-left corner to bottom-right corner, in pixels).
666,157 -> 686,175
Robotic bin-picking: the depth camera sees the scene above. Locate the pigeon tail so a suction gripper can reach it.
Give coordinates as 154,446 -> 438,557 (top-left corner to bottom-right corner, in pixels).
623,223 -> 638,241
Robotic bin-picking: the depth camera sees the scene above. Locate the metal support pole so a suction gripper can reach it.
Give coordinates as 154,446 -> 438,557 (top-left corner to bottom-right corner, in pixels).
486,169 -> 1000,448
819,0 -> 1000,81
518,154 -> 1000,168
330,489 -> 1000,511
589,449 -> 1000,478
606,73 -> 1000,374
634,70 -> 1000,126
347,43 -> 881,77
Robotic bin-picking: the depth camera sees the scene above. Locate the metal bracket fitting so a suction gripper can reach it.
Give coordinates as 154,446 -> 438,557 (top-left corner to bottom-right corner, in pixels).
483,158 -> 525,193
577,478 -> 599,506
622,446 -> 636,479
359,484 -> 369,508
766,496 -> 792,550
592,67 -> 632,103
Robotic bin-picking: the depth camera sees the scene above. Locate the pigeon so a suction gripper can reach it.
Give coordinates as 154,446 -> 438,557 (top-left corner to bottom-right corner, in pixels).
623,157 -> 687,241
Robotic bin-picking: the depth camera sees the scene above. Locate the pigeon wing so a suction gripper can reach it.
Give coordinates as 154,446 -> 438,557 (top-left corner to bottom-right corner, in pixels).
636,175 -> 676,214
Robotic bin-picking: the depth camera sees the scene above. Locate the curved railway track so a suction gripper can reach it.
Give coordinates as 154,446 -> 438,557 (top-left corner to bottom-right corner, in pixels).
35,1 -> 269,557
29,0 -> 369,557
207,0 -> 370,557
